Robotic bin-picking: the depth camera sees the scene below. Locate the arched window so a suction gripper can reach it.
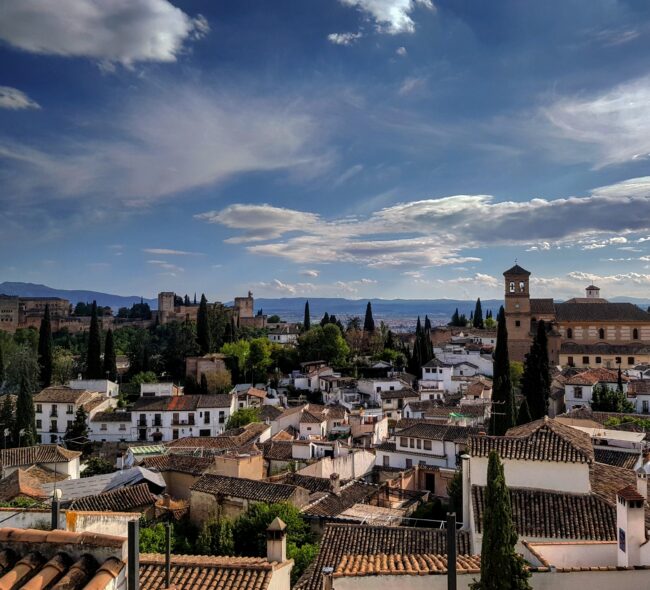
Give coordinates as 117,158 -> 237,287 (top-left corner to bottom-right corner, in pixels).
509,282 -> 515,293
519,281 -> 525,293
567,328 -> 573,339
633,328 -> 639,340
599,328 -> 605,340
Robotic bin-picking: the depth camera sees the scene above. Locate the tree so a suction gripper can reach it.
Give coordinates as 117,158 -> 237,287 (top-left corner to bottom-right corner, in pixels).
363,302 -> 375,332
131,371 -> 157,385
617,366 -> 624,392
203,369 -> 232,394
103,329 -> 117,382
37,304 -> 53,387
267,315 -> 281,323
451,308 -> 460,326
160,321 -> 199,380
298,324 -> 349,366
520,321 -> 550,420
0,343 -> 5,387
288,542 -> 319,585
473,298 -> 484,329
197,294 -> 210,355
447,470 -> 463,521
249,338 -> 272,383
10,347 -> 38,447
197,517 -> 235,556
140,523 -> 174,553
490,307 -> 516,435
320,312 -> 330,327
82,457 -> 116,477
303,301 -> 311,332
85,301 -> 102,379
591,384 -> 634,413
0,394 -> 14,447
509,361 -> 524,391
221,340 -> 251,381
52,347 -> 75,385
64,406 -> 90,455
470,451 -> 531,590
516,398 -> 532,426
225,407 -> 260,430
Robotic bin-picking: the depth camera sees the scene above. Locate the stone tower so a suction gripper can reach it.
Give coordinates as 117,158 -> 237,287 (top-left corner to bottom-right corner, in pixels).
503,264 -> 532,362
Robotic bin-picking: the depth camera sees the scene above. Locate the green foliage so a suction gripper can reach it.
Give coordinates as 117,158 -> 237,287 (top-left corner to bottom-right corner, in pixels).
470,451 -> 531,590
64,406 -> 90,455
509,361 -> 524,391
516,398 -> 532,426
225,407 -> 260,430
116,301 -> 152,320
0,497 -> 43,508
38,305 -> 53,387
197,294 -> 210,355
409,498 -> 448,526
82,456 -> 116,477
520,321 -> 550,420
221,340 -> 250,373
303,301 -> 311,332
103,329 -> 117,382
197,517 -> 235,556
410,316 -> 434,372
8,346 -> 38,446
605,415 -> 650,430
13,328 -> 39,352
288,542 -> 319,584
473,298 -> 484,329
131,371 -> 158,385
363,302 -> 375,332
159,321 -> 199,380
298,324 -> 350,366
449,308 -> 468,327
268,315 -> 281,324
490,307 -> 516,435
126,328 -> 152,377
233,502 -> 313,557
139,522 -> 173,553
270,344 -> 300,375
249,338 -> 272,382
447,471 -> 463,521
0,343 -> 5,387
52,347 -> 75,385
85,301 -> 103,379
484,316 -> 496,329
591,384 -> 635,413
0,394 -> 14,445
208,303 -> 232,351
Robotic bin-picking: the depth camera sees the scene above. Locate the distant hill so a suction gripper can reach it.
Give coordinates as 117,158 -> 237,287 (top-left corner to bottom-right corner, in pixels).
0,282 -> 157,310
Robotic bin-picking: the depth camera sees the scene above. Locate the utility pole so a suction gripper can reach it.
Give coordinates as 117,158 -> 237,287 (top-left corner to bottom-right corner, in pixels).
447,512 -> 457,590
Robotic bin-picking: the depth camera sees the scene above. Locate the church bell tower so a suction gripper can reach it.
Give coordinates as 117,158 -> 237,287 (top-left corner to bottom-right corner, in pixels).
503,263 -> 532,362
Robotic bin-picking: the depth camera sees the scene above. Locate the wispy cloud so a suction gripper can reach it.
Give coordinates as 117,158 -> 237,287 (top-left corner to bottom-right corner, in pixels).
143,248 -> 203,256
327,32 -> 362,45
0,86 -> 40,110
338,0 -> 434,35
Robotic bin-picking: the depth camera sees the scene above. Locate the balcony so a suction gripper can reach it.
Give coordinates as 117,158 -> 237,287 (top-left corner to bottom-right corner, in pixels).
50,411 -> 58,418
171,419 -> 195,426
138,420 -> 147,427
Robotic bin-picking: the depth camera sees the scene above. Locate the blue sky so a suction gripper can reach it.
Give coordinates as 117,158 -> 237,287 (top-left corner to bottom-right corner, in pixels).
3,0 -> 650,301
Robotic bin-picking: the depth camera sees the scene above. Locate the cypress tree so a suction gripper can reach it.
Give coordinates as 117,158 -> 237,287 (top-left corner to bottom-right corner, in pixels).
363,302 -> 375,332
85,301 -> 102,379
38,304 -> 53,387
320,312 -> 330,327
13,348 -> 37,447
200,373 -> 209,395
0,394 -> 14,447
64,406 -> 90,455
424,315 -> 432,332
0,343 -> 5,386
451,308 -> 460,326
520,320 -> 550,420
184,294 -> 191,306
490,306 -> 516,435
617,366 -> 623,392
473,298 -> 484,329
197,294 -> 210,354
516,398 -> 532,426
103,329 -> 117,382
470,451 -> 531,590
303,301 -> 311,331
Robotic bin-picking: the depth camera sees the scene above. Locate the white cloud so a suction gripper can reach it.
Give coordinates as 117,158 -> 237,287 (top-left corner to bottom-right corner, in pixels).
334,164 -> 364,186
398,76 -> 426,96
339,0 -> 434,34
143,248 -> 203,256
0,86 -> 40,110
147,259 -> 184,274
543,76 -> 650,167
300,269 -> 320,277
327,32 -> 362,45
440,273 -> 499,288
581,236 -> 628,250
396,46 -> 407,57
257,279 -> 317,296
0,0 -> 208,66
0,85 -> 323,208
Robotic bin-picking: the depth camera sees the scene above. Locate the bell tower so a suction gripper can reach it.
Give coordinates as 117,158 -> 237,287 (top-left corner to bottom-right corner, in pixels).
503,263 -> 532,362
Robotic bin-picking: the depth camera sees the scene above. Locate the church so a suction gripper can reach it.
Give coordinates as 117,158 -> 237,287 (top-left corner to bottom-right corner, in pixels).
503,264 -> 650,368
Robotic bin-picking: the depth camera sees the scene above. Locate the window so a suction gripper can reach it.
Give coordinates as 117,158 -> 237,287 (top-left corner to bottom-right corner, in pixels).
567,356 -> 574,367
595,356 -> 602,364
389,386 -> 395,391
172,429 -> 179,440
383,456 -> 390,468
36,404 -> 42,413
567,328 -> 573,339
218,411 -> 225,424
633,328 -> 639,340
154,414 -> 162,426
599,328 -> 605,340
36,419 -> 42,429
405,459 -> 413,468
616,356 -> 622,365
119,424 -> 126,431
139,414 -> 146,426
51,405 -> 58,417
582,356 -> 589,365
67,420 -> 72,428
574,387 -> 583,399
188,413 -> 195,425
419,460 -> 427,467
643,401 -> 649,413
515,320 -> 521,327
100,424 -> 107,431
204,411 -> 210,425
416,439 -> 421,449
409,438 -> 414,448
423,439 -> 432,450
66,404 -> 74,415
50,420 -> 58,432
519,281 -> 525,292
509,281 -> 515,293
400,437 -> 408,447
376,386 -> 381,393
628,357 -> 635,365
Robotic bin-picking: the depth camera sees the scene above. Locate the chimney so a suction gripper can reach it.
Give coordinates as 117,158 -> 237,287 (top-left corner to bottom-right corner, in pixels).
637,469 -> 648,501
266,517 -> 287,563
321,567 -> 334,590
616,486 -> 646,568
329,473 -> 340,496
128,519 -> 140,590
461,454 -> 470,531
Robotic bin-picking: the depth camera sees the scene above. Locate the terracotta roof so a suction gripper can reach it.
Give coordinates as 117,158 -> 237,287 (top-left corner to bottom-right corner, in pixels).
33,386 -> 94,403
530,299 -> 555,315
69,482 -> 158,512
594,448 -> 640,470
139,554 -> 280,590
397,423 -> 480,443
472,485 -> 616,541
0,528 -> 125,590
333,553 -> 482,577
133,395 -> 200,412
24,465 -> 69,485
300,411 -> 325,424
303,481 -> 378,517
0,469 -> 47,502
504,264 -> 531,276
275,473 -> 337,494
466,381 -> 492,397
191,474 -> 303,503
555,302 -> 650,322
139,454 -> 214,475
565,368 -> 626,386
295,523 -> 471,590
91,411 -> 132,423
561,342 -> 650,355
272,426 -> 297,441
261,441 -> 294,461
618,485 -> 646,502
379,389 -> 419,400
166,422 -> 269,451
260,405 -> 283,421
589,461 -> 642,506
0,445 -> 81,469
240,387 -> 267,399
197,394 -> 234,408
469,417 -> 593,463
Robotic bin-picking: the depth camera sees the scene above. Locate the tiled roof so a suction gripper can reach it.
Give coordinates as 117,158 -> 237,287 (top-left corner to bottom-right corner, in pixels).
191,474 -> 302,503
0,445 -> 80,468
0,469 -> 46,502
397,423 -> 480,443
626,380 -> 650,395
504,264 -> 531,276
139,454 -> 214,475
91,411 -> 132,423
300,411 -> 325,424
240,387 -> 267,399
295,523 -> 471,590
272,426 -> 297,441
33,386 -> 94,403
469,418 -> 593,463
555,302 -> 650,322
69,482 -> 158,512
472,485 -> 616,541
594,448 -> 640,470
333,553 -> 482,577
530,298 -> 555,315
24,465 -> 69,484
303,481 -> 378,517
275,473 -> 336,494
261,441 -> 294,461
379,389 -> 419,400
197,394 -> 234,408
167,422 -> 269,451
0,528 -> 125,590
260,405 -> 283,421
565,368 -> 626,386
133,395 -> 200,412
560,342 -> 650,355
618,485 -> 646,502
589,462 -> 641,506
139,554 -> 280,590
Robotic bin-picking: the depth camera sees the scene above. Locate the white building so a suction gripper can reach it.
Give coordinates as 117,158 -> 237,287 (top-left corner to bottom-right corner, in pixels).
564,368 -> 628,411
68,378 -> 119,398
267,324 -> 300,345
140,382 -> 182,397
